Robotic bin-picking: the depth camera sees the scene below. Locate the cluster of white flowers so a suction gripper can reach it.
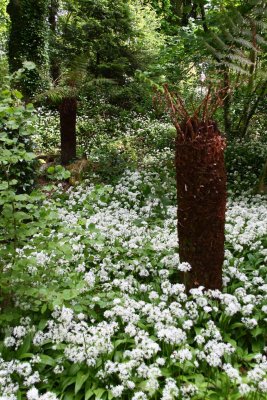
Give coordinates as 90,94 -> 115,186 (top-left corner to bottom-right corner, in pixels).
84,270 -> 96,287
0,356 -> 57,400
223,363 -> 241,383
26,387 -> 58,400
1,167 -> 266,398
33,307 -> 118,367
225,197 -> 267,255
162,378 -> 179,400
171,347 -> 192,363
4,317 -> 33,350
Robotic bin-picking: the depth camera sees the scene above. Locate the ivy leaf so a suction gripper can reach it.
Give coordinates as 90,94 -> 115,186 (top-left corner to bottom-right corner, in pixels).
22,61 -> 36,70
13,90 -> 23,99
0,182 -> 8,190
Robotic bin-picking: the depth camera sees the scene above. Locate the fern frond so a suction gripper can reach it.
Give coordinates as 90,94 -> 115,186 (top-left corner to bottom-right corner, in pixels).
210,32 -> 228,50
227,53 -> 254,65
231,10 -> 246,28
85,78 -> 116,87
222,29 -> 234,43
255,69 -> 267,79
234,47 -> 248,58
255,34 -> 267,46
36,86 -> 78,104
61,55 -> 88,87
224,15 -> 239,33
251,19 -> 267,31
234,37 -> 257,50
241,28 -> 255,38
221,62 -> 250,75
205,43 -> 223,59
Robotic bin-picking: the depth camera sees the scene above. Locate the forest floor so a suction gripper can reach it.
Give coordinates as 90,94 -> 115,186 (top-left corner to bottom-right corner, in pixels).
1,154 -> 267,399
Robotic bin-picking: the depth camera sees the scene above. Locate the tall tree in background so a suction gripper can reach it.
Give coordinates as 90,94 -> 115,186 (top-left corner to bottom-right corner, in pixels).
46,0 -> 135,164
48,0 -> 162,164
59,0 -> 135,82
0,0 -> 8,86
147,0 -> 266,138
39,59 -> 88,165
7,0 -> 50,99
203,0 -> 267,137
145,0 -> 208,31
38,0 -> 131,164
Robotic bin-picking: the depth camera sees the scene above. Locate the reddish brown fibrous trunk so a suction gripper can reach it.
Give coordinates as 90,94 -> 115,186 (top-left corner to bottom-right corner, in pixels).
176,118 -> 227,291
59,97 -> 77,165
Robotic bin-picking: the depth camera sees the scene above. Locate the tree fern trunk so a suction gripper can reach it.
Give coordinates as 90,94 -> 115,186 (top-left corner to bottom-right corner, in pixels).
59,97 -> 77,165
176,119 -> 227,290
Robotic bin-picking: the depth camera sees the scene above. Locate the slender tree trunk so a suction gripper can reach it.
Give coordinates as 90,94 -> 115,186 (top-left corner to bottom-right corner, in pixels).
49,0 -> 60,84
170,0 -> 183,18
59,97 -> 77,165
200,3 -> 208,33
181,0 -> 192,26
176,119 -> 227,291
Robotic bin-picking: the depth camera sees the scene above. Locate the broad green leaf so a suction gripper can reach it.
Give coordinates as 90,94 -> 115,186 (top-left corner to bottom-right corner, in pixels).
41,304 -> 47,314
0,182 -> 8,190
75,372 -> 89,394
62,377 -> 76,391
85,389 -> 94,400
39,354 -> 56,366
94,389 -> 106,399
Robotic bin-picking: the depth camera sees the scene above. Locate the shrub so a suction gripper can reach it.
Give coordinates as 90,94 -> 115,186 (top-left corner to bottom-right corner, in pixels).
225,139 -> 267,194
0,88 -> 46,304
33,107 -> 60,154
0,88 -> 37,193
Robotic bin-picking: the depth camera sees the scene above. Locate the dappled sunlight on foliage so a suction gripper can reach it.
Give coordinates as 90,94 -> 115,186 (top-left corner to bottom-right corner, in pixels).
1,0 -> 267,399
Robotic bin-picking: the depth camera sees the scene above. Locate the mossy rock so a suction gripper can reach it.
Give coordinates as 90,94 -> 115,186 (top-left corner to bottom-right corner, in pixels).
255,159 -> 267,194
66,158 -> 90,185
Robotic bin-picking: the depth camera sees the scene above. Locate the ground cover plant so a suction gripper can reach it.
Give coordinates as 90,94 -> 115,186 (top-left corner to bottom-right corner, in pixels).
32,107 -> 267,191
0,139 -> 267,399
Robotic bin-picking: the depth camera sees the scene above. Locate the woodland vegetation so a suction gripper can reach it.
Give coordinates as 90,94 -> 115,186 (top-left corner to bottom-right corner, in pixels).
0,0 -> 267,399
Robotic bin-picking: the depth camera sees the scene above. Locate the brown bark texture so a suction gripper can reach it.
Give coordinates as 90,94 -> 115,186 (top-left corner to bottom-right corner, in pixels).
59,97 -> 77,165
176,118 -> 226,291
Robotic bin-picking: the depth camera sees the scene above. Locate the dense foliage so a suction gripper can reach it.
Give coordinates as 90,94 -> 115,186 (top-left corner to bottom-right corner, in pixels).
0,87 -> 267,399
0,0 -> 266,399
0,89 -> 37,192
7,0 -> 50,97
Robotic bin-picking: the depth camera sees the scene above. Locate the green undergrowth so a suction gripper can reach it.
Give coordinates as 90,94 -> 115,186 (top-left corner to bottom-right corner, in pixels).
33,108 -> 267,192
0,92 -> 267,400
